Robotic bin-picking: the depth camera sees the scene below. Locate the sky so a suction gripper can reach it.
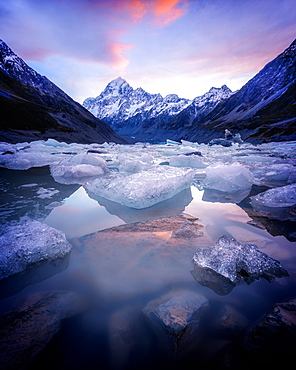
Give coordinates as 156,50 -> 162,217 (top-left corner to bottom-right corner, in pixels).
0,0 -> 295,103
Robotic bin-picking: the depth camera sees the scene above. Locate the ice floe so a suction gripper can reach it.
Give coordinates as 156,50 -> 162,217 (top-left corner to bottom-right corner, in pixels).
191,236 -> 289,295
250,183 -> 296,221
84,166 -> 195,209
202,162 -> 254,203
0,220 -> 72,280
50,153 -> 109,184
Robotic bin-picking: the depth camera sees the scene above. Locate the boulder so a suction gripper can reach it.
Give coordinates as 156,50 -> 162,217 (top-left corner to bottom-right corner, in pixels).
80,214 -> 206,297
0,291 -> 84,369
143,289 -> 208,357
244,297 -> 296,366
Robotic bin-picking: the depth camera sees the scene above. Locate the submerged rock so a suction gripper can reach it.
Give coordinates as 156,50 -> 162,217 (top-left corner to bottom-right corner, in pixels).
0,220 -> 72,281
108,306 -> 144,370
244,297 -> 296,366
0,291 -> 84,369
80,214 -> 206,297
191,236 -> 288,295
143,289 -> 208,357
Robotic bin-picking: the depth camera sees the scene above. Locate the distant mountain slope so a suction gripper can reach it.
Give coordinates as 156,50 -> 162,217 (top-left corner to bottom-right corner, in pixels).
182,38 -> 296,143
161,85 -> 233,140
83,77 -> 233,141
0,40 -> 126,144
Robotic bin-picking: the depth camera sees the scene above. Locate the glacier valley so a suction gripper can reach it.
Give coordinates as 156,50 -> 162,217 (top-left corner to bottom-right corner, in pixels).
0,137 -> 296,369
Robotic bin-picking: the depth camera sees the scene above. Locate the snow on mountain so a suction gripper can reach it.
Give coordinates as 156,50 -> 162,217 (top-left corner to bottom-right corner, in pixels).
166,85 -> 233,132
83,77 -> 191,134
83,77 -> 232,139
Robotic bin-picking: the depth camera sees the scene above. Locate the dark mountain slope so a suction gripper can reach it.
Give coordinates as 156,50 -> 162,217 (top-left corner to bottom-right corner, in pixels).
0,40 -> 126,144
182,39 -> 296,143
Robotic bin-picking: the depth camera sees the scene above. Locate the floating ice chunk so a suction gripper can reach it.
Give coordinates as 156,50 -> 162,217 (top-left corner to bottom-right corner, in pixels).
170,154 -> 206,169
58,153 -> 108,168
202,162 -> 253,202
50,153 -> 109,184
191,236 -> 288,295
44,138 -> 64,147
0,151 -> 62,170
166,139 -> 180,145
0,220 -> 72,280
250,164 -> 296,187
35,187 -> 60,199
119,159 -> 151,173
51,164 -> 106,184
85,165 -> 195,209
250,183 -> 296,221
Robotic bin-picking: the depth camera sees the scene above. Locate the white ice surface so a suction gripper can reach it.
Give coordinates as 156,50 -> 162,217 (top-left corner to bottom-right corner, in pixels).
84,165 -> 195,209
0,220 -> 72,280
202,162 -> 254,193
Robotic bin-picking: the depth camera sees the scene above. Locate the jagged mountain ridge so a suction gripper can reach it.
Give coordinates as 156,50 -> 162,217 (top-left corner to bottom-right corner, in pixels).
83,77 -> 233,140
0,40 -> 126,144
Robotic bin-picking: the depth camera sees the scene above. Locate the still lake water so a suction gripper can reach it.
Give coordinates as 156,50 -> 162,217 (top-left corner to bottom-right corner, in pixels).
1,164 -> 296,369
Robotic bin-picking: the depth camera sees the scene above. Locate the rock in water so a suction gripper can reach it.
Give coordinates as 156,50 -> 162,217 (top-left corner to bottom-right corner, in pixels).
143,289 -> 208,357
0,220 -> 72,280
191,236 -> 288,295
244,297 -> 296,366
0,291 -> 84,369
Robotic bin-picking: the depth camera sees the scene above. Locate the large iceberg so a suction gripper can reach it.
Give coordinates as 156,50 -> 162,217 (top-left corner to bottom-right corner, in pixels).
0,220 -> 72,280
250,183 -> 296,221
84,165 -> 195,209
191,236 -> 288,295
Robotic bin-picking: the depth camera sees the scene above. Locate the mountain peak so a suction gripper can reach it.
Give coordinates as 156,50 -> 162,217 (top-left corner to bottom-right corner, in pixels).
101,76 -> 133,97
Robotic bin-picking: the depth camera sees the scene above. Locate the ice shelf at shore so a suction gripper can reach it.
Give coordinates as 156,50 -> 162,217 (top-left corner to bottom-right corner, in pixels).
84,166 -> 195,209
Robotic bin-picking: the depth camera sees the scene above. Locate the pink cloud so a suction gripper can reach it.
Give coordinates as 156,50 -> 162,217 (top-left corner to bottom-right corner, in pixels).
152,0 -> 187,26
109,41 -> 134,70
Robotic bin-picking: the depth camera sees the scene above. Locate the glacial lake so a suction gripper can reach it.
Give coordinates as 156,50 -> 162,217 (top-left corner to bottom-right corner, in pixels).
0,140 -> 296,369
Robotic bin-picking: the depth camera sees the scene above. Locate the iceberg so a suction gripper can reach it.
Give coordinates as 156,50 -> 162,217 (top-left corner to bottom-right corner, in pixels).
0,220 -> 72,280
50,153 -> 108,184
84,165 -> 195,209
0,151 -> 63,170
191,236 -> 289,295
119,158 -> 152,173
250,183 -> 296,221
250,163 -> 296,187
202,162 -> 253,203
169,154 -> 207,169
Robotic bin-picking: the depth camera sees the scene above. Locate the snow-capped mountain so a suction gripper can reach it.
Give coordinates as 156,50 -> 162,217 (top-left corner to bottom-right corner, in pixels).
83,77 -> 167,130
0,39 -> 125,144
83,77 -> 233,140
165,85 -> 233,130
